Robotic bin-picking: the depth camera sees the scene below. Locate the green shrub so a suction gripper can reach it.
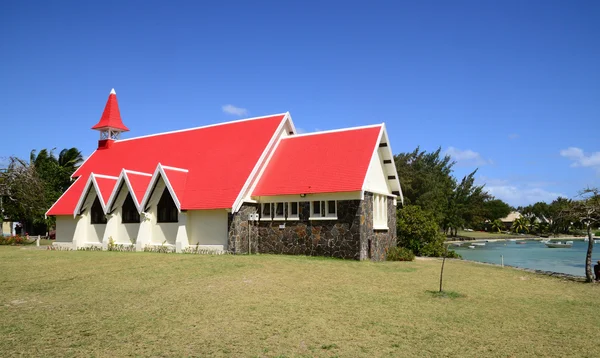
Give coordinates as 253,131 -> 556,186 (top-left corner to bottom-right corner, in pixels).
397,205 -> 447,257
386,246 -> 415,261
595,231 -> 600,237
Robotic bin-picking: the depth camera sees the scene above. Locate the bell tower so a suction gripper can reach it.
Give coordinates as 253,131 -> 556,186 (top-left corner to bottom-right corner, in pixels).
91,88 -> 129,149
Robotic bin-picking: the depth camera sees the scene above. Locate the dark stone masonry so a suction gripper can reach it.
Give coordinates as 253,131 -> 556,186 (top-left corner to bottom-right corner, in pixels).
228,191 -> 397,261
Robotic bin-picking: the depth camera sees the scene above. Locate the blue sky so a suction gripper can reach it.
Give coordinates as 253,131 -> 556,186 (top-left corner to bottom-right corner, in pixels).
1,0 -> 599,207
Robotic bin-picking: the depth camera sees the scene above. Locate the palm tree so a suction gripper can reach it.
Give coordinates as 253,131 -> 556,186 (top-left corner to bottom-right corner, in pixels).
57,148 -> 83,170
491,219 -> 503,233
512,217 -> 529,234
29,148 -> 57,167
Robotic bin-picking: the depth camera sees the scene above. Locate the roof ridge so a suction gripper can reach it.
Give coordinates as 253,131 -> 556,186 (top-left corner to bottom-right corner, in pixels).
282,123 -> 384,139
117,112 -> 288,143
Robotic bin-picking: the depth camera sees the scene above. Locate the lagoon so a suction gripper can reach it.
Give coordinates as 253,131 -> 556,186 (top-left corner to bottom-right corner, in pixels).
454,239 -> 600,277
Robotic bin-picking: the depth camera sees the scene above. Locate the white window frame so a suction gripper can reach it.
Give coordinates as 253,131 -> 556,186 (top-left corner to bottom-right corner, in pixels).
273,202 -> 286,220
287,202 -> 299,220
373,194 -> 388,230
260,203 -> 272,221
310,200 -> 337,220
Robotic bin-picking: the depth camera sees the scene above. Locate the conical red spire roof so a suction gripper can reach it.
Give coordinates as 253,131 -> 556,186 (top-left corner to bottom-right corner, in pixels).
91,89 -> 130,132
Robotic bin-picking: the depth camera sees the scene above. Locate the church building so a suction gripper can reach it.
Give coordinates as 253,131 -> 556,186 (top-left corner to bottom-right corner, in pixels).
47,89 -> 403,260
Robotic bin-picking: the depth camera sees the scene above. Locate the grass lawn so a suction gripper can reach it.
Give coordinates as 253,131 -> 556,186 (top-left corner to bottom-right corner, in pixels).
1,247 -> 599,357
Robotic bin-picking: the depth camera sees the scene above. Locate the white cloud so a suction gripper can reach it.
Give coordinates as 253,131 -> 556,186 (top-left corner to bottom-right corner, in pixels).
486,185 -> 565,207
222,104 -> 248,116
295,128 -> 307,134
560,147 -> 600,170
445,147 -> 491,167
508,133 -> 519,140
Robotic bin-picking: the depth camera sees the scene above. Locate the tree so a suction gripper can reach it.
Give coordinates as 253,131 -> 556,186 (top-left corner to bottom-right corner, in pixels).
548,197 -> 574,235
512,216 -> 529,233
58,148 -> 84,170
397,205 -> 451,257
0,157 -> 47,231
394,147 -> 456,225
0,147 -> 83,234
443,170 -> 490,235
491,219 -> 503,233
567,188 -> 600,282
483,199 -> 512,222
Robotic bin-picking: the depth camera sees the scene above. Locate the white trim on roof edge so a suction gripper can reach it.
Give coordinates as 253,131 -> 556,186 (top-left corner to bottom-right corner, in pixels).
105,170 -> 148,214
45,176 -> 83,218
73,175 -> 96,217
117,112 -> 289,143
72,173 -> 118,217
281,123 -> 383,139
380,123 -> 403,205
71,150 -> 98,179
161,165 -> 189,173
231,112 -> 292,213
123,169 -> 153,177
139,163 -> 184,213
360,125 -> 387,201
93,174 -> 119,180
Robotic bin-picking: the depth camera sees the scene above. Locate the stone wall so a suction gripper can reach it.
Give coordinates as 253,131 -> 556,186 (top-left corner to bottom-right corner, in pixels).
359,192 -> 397,261
255,201 -> 362,260
226,192 -> 397,261
227,203 -> 259,254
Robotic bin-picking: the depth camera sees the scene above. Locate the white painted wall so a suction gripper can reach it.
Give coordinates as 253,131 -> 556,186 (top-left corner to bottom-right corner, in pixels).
68,190 -> 105,245
189,210 -> 228,247
110,183 -> 140,244
363,148 -> 391,195
146,179 -> 180,245
55,216 -> 77,243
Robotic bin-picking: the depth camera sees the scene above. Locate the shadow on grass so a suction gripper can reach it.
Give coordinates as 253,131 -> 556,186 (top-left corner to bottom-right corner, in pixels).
426,290 -> 465,299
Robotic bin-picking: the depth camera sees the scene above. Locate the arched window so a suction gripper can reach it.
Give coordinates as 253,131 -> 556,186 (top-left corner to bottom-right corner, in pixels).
122,193 -> 140,224
157,188 -> 178,223
91,197 -> 107,224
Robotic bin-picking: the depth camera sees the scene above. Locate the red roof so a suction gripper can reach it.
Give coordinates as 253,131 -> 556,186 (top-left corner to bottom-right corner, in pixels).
95,176 -> 118,206
252,126 -> 382,196
125,172 -> 152,206
47,114 -> 286,216
160,167 -> 188,208
91,90 -> 130,132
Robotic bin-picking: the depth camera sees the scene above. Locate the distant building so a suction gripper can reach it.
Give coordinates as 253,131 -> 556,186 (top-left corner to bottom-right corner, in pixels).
47,89 -> 403,261
500,211 -> 522,230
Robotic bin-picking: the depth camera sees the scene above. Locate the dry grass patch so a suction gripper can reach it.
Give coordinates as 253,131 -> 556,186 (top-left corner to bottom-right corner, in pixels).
1,247 -> 599,357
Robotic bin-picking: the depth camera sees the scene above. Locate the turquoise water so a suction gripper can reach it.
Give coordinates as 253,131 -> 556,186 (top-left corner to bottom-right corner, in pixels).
453,239 -> 600,277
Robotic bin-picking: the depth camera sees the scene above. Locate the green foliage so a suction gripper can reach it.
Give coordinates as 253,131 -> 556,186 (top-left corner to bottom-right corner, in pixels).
394,147 -> 499,234
394,147 -> 456,225
1,147 -> 83,233
443,170 -> 491,235
386,246 -> 415,261
484,199 -> 512,221
397,205 -> 447,257
595,231 -> 600,237
491,219 -> 504,233
511,216 -> 529,233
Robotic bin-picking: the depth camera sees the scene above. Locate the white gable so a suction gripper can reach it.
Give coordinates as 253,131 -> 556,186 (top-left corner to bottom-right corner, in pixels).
363,148 -> 391,195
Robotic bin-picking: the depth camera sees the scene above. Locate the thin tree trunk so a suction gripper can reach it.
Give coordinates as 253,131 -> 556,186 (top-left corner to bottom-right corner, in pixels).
439,245 -> 448,292
585,224 -> 594,283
